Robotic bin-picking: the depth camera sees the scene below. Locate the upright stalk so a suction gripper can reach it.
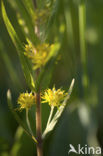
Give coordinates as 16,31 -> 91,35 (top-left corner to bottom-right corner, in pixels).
33,0 -> 43,155
35,83 -> 43,156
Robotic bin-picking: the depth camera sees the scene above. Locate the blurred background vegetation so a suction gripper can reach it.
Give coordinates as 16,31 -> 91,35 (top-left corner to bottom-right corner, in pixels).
0,0 -> 103,156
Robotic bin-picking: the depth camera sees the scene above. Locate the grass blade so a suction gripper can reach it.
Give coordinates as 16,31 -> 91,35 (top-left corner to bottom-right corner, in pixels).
79,0 -> 89,94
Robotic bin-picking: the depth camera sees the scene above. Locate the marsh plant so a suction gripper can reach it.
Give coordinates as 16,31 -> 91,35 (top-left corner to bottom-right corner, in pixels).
1,0 -> 75,155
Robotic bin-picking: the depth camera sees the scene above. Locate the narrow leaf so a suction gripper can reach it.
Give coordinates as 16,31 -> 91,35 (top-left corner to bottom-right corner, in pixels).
2,1 -> 35,90
14,0 -> 39,44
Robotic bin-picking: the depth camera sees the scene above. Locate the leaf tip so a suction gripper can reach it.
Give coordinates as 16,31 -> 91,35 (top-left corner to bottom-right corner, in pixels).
68,78 -> 75,95
7,89 -> 11,100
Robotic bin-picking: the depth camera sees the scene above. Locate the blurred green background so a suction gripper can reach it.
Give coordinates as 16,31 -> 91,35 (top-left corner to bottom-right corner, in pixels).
0,0 -> 103,156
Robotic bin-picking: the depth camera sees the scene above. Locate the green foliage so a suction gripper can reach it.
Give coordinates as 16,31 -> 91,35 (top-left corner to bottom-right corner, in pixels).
14,0 -> 39,44
2,1 -> 35,90
1,0 -> 103,155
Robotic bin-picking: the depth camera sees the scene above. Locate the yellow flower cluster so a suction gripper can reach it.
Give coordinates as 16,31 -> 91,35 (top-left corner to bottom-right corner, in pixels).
24,41 -> 54,70
17,87 -> 67,110
41,87 -> 67,107
17,92 -> 35,110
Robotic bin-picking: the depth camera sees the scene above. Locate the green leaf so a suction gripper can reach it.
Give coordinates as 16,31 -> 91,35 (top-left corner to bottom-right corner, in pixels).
79,0 -> 89,92
1,1 -> 35,90
14,0 -> 39,44
0,39 -> 21,88
43,0 -> 60,39
22,0 -> 34,17
10,127 -> 36,156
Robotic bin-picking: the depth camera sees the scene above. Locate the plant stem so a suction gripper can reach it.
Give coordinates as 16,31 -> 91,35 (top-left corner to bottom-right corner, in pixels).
35,69 -> 43,156
47,106 -> 54,126
35,88 -> 43,156
26,109 -> 33,135
42,106 -> 54,139
78,0 -> 88,95
26,109 -> 37,143
33,0 -> 43,155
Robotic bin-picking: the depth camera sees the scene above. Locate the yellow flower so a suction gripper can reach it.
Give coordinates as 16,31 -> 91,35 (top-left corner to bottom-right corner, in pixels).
41,87 -> 67,107
17,92 -> 35,110
24,41 -> 54,70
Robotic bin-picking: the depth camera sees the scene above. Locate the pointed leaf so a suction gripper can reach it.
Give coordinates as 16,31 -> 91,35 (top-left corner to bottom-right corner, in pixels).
2,1 -> 35,90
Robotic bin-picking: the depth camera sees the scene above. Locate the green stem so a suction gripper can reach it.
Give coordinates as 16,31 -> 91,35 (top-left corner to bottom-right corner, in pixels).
79,0 -> 88,95
35,88 -> 43,156
35,68 -> 43,156
47,106 -> 54,126
26,109 -> 37,143
33,0 -> 43,155
42,106 -> 54,139
26,109 -> 33,135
